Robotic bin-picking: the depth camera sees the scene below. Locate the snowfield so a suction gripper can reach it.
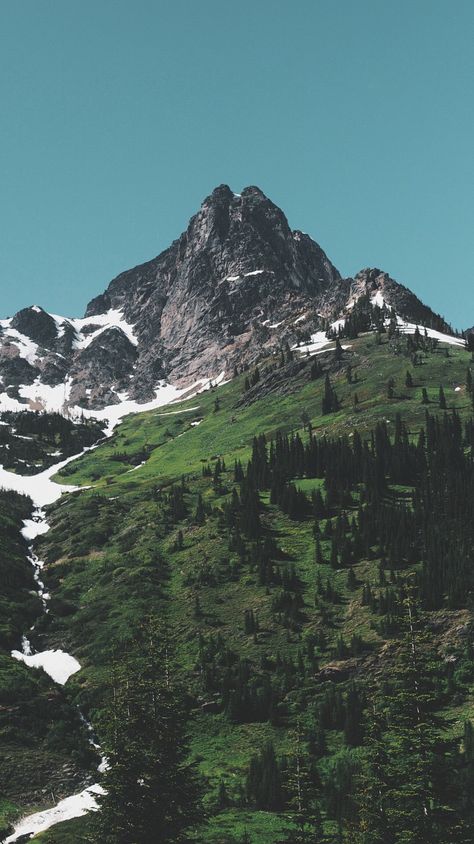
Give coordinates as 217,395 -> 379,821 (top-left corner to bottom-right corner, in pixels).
4,785 -> 105,843
70,308 -> 139,349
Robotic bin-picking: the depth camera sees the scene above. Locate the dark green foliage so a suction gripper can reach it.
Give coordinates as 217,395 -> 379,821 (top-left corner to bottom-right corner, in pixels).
91,622 -> 203,843
322,374 -> 339,415
246,742 -> 283,811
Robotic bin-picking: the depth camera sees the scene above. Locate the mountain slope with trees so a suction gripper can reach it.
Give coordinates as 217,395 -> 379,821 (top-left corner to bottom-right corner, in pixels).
2,321 -> 472,842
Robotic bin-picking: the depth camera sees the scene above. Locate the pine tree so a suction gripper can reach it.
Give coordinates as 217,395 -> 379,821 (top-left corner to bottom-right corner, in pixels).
359,586 -> 462,843
194,493 -> 206,525
322,374 -> 339,415
246,742 -> 283,810
284,721 -> 323,843
438,385 -> 447,409
91,622 -> 202,843
466,368 -> 472,393
348,705 -> 395,844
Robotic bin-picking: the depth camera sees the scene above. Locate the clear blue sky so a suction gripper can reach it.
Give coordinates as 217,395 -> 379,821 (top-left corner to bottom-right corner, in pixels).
1,0 -> 473,327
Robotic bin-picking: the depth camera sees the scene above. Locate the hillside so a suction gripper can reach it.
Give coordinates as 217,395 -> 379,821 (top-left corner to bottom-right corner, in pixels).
1,319 -> 473,842
0,186 -> 473,843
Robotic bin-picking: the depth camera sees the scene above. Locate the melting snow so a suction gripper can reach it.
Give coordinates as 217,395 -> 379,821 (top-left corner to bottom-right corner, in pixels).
22,510 -> 50,540
12,648 -> 81,685
2,329 -> 39,364
293,330 -> 331,356
71,308 -> 139,349
395,318 -> 464,347
371,291 -> 386,309
0,367 -> 228,841
4,784 -> 105,843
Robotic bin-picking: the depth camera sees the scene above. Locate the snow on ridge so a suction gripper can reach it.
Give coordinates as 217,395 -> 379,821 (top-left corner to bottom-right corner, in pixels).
0,370 -> 227,437
0,372 -> 228,508
395,318 -> 464,347
1,328 -> 39,364
50,312 -> 70,338
71,308 -> 139,349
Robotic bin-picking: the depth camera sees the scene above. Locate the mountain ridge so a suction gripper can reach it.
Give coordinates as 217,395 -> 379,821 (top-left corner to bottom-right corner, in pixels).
0,186 -> 466,417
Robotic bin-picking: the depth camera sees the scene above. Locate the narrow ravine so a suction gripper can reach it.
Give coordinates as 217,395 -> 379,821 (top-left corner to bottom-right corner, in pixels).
1,454 -> 106,843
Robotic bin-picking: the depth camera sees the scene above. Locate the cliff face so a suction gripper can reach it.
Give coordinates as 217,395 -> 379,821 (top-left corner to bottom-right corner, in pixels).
84,184 -> 343,396
0,185 -> 458,412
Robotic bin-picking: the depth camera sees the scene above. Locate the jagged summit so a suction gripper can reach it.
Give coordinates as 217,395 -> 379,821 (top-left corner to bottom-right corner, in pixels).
0,186 -> 463,416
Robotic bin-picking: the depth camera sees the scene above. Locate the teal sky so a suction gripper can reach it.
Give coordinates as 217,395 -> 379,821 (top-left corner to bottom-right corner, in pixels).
1,1 -> 473,328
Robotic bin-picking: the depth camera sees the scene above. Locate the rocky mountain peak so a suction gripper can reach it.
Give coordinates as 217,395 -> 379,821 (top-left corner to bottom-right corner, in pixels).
0,186 -> 462,417
10,306 -> 58,348
79,185 -> 343,398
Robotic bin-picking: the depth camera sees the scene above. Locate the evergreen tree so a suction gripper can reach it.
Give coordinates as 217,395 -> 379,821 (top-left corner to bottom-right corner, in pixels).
246,742 -> 283,810
322,374 -> 339,415
284,722 -> 322,843
91,622 -> 202,843
358,587 -> 463,843
194,493 -> 206,525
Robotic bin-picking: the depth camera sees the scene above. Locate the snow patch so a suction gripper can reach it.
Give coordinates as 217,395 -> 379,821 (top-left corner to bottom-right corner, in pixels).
293,330 -> 331,356
71,308 -> 139,349
11,648 -> 81,685
370,291 -> 386,309
395,318 -> 465,347
3,329 -> 39,364
22,510 -> 50,540
4,784 -> 105,843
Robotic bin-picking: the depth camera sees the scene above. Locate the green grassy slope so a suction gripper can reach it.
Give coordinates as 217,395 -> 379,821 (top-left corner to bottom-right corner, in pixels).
23,333 -> 474,841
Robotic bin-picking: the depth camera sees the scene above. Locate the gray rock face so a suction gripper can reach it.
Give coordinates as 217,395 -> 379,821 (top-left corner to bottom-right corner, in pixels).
0,185 -> 458,411
84,185 -> 343,396
10,306 -> 58,348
